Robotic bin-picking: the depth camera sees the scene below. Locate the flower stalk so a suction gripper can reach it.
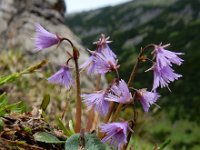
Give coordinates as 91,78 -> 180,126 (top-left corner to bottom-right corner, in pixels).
73,46 -> 82,133
111,45 -> 154,122
60,38 -> 82,133
86,75 -> 101,132
122,120 -> 135,150
111,54 -> 140,122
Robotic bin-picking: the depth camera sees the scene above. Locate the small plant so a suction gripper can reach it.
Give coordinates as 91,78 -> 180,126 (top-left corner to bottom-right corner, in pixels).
34,23 -> 184,149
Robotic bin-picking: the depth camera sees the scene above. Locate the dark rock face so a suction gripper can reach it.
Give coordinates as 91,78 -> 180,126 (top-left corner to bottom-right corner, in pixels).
0,0 -> 64,48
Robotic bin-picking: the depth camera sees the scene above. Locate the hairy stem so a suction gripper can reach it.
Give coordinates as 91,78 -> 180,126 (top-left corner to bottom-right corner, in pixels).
86,108 -> 95,132
111,103 -> 123,122
127,57 -> 140,87
74,48 -> 82,133
122,120 -> 135,150
92,112 -> 99,131
98,80 -> 120,138
98,101 -> 115,138
86,75 -> 101,132
61,99 -> 69,120
104,102 -> 115,123
123,46 -> 155,147
111,56 -> 140,122
62,38 -> 82,133
123,94 -> 137,149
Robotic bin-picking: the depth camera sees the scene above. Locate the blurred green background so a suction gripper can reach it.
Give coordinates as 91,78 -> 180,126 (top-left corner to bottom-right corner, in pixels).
65,0 -> 200,149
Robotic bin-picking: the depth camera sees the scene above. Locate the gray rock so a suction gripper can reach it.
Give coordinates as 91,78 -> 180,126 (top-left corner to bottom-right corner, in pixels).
0,0 -> 107,123
0,0 -> 99,89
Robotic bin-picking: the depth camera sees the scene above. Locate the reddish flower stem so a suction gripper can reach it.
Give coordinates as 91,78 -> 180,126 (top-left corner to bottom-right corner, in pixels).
98,79 -> 119,138
122,120 -> 135,150
86,108 -> 95,132
111,44 -> 154,122
61,100 -> 69,120
73,47 -> 82,133
111,56 -> 140,122
86,75 -> 101,132
92,112 -> 99,131
123,95 -> 137,149
98,101 -> 115,138
59,38 -> 84,133
122,45 -> 154,147
103,102 -> 115,123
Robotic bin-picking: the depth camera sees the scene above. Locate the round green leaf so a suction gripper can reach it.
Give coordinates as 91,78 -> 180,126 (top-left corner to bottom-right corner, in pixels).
65,133 -> 106,150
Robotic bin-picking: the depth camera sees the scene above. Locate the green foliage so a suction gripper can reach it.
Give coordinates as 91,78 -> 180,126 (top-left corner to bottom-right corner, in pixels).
0,60 -> 47,86
0,93 -> 26,132
40,94 -> 50,111
65,133 -> 106,150
0,51 -> 74,126
138,114 -> 200,149
160,139 -> 171,149
0,118 -> 4,132
0,73 -> 20,86
56,117 -> 74,137
33,132 -> 65,144
69,120 -> 75,134
0,93 -> 26,117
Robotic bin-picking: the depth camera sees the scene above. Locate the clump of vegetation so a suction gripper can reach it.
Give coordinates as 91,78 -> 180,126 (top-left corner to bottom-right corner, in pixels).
0,19 -> 185,149
9,23 -> 181,150
0,61 -> 66,149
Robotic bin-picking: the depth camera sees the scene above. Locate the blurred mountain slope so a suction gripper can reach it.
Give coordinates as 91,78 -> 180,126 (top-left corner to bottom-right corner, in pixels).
65,1 -> 200,149
65,0 -> 200,122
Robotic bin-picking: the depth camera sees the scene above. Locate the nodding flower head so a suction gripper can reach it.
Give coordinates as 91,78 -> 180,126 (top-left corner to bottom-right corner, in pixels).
153,43 -> 184,71
48,65 -> 73,90
146,43 -> 183,91
95,34 -> 116,58
93,34 -> 112,47
81,90 -> 109,116
94,46 -> 119,74
100,122 -> 128,150
79,50 -> 98,75
80,34 -> 118,75
136,89 -> 160,112
34,23 -> 60,51
105,80 -> 132,104
151,63 -> 182,90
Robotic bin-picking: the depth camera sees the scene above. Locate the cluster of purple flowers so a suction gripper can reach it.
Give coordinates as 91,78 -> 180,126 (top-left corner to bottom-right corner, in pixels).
79,36 -> 133,149
81,80 -> 132,117
34,23 -> 73,90
150,43 -> 184,90
34,23 -> 184,149
80,35 -> 119,75
135,44 -> 184,112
